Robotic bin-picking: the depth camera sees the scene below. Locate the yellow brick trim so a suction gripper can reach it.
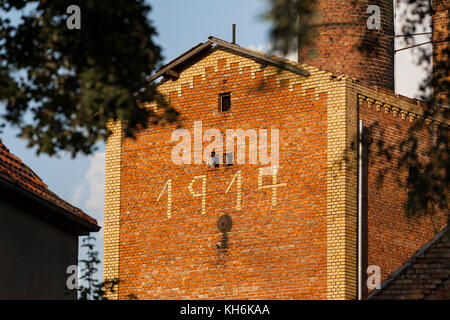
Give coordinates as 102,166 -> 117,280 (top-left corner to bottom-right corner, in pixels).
325,79 -> 358,300
156,48 -> 360,299
103,120 -> 123,299
154,49 -> 329,103
145,48 -> 362,299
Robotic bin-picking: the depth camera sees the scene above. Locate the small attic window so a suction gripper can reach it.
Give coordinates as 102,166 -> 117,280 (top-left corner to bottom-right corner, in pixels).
219,93 -> 231,112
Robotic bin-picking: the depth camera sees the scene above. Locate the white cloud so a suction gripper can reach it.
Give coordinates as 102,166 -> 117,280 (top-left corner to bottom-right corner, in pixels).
85,152 -> 105,219
394,0 -> 432,99
395,48 -> 430,99
72,151 -> 106,283
250,43 -> 298,63
70,151 -> 105,224
283,51 -> 298,63
249,44 -> 267,52
70,184 -> 84,206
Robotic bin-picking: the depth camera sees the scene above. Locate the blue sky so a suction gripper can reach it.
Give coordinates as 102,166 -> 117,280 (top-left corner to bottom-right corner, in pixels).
0,0 -> 274,280
0,0 -> 431,278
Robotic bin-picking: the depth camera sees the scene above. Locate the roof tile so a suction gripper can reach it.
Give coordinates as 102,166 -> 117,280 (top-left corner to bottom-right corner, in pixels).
0,141 -> 98,226
368,227 -> 450,300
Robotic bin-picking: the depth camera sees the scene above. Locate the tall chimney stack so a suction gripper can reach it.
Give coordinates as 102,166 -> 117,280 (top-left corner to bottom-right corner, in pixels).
299,0 -> 395,91
432,0 -> 449,106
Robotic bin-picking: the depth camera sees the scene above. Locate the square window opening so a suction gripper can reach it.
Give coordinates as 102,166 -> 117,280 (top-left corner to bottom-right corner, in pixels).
220,93 -> 231,112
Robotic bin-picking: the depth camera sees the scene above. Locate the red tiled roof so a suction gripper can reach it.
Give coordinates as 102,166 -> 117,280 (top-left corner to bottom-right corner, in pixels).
0,141 -> 98,226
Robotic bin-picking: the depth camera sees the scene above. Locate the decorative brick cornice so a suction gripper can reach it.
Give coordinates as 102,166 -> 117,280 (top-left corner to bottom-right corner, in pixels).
357,94 -> 449,129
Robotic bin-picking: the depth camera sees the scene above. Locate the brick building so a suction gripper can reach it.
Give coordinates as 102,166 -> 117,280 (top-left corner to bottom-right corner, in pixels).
103,1 -> 449,299
433,0 -> 450,105
369,227 -> 450,300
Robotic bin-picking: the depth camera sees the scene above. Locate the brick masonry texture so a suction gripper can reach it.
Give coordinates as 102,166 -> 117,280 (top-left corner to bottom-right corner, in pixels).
355,85 -> 448,297
370,228 -> 450,300
104,45 -> 449,300
103,120 -> 123,299
299,0 -> 395,90
104,47 -> 361,299
120,50 -> 329,299
432,0 -> 449,105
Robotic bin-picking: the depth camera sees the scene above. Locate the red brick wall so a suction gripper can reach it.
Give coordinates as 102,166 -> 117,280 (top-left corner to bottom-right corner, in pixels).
359,97 -> 445,295
371,228 -> 450,300
300,0 -> 394,90
433,0 -> 449,105
118,52 -> 329,299
110,47 -> 446,300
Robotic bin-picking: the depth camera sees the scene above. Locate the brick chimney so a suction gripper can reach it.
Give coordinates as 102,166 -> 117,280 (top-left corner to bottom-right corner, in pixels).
432,0 -> 449,105
299,0 -> 395,91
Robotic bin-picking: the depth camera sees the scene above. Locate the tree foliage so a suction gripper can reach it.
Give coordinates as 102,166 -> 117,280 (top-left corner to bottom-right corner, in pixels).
78,235 -> 119,300
263,0 -> 317,57
0,0 -> 447,222
394,0 -> 449,222
265,0 -> 449,223
0,0 -> 177,157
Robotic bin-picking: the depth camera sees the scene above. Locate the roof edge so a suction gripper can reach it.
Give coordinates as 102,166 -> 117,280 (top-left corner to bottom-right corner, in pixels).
208,36 -> 310,77
0,177 -> 100,235
366,225 -> 449,299
148,36 -> 310,83
147,40 -> 214,83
